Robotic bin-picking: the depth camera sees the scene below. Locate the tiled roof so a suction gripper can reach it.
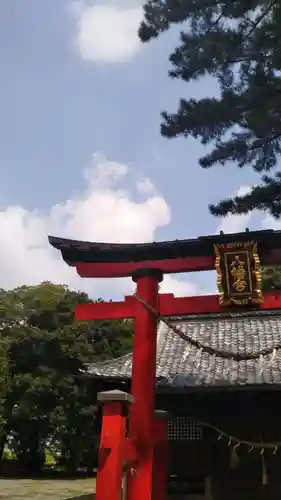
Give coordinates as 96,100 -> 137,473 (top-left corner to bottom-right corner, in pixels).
86,310 -> 281,388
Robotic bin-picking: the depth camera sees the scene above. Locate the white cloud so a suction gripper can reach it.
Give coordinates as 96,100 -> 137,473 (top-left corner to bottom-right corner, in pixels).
160,275 -> 199,297
136,177 -> 156,196
216,185 -> 253,234
0,153 -> 202,299
73,0 -> 143,64
262,214 -> 281,230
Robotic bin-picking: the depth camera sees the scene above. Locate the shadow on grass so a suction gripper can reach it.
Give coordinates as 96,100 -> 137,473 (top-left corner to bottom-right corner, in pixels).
0,470 -> 97,480
67,496 -> 95,500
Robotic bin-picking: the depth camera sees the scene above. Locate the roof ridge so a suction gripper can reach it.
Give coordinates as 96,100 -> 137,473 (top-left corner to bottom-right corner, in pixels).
168,308 -> 281,322
85,351 -> 132,369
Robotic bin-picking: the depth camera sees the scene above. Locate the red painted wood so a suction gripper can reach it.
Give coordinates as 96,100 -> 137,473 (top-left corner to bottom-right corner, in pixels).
74,249 -> 281,278
76,256 -> 214,278
75,291 -> 281,322
127,275 -> 160,500
96,402 -> 126,500
75,296 -> 135,321
123,439 -> 137,463
153,417 -> 169,500
261,291 -> 281,309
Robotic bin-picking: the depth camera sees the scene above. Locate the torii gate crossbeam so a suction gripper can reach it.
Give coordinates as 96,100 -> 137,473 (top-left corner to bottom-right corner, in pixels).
76,291 -> 281,321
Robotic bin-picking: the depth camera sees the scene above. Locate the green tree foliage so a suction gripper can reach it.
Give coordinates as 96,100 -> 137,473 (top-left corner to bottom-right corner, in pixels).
139,0 -> 281,217
0,341 -> 9,402
262,266 -> 281,290
0,282 -> 133,474
0,340 -> 9,429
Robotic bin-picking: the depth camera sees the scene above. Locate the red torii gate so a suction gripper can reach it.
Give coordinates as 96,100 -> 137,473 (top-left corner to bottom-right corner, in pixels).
48,230 -> 281,500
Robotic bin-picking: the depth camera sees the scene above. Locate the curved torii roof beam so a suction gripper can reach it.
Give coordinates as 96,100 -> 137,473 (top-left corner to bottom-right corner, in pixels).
48,229 -> 281,278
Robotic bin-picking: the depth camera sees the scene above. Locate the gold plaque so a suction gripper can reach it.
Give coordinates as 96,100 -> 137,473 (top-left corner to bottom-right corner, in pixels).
214,241 -> 263,306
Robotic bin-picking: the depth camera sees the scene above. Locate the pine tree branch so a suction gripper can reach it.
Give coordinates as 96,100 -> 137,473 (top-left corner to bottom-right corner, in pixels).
139,0 -> 264,42
200,133 -> 281,170
140,0 -> 281,216
210,173 -> 281,218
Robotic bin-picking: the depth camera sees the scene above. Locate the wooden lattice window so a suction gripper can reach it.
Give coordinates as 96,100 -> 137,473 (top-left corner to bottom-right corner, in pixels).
167,417 -> 202,441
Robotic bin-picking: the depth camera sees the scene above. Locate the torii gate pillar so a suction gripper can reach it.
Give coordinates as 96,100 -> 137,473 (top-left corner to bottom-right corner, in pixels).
127,268 -> 163,500
96,390 -> 134,500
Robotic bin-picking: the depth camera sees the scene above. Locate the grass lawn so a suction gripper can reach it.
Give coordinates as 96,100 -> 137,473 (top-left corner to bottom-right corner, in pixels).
0,478 -> 96,499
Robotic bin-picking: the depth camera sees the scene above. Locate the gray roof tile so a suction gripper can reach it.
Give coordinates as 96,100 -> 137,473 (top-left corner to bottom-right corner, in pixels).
86,310 -> 281,388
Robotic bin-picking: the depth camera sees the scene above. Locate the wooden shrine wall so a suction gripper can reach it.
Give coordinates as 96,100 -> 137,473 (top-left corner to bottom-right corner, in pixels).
164,389 -> 281,482
166,411 -> 281,499
167,417 -> 208,478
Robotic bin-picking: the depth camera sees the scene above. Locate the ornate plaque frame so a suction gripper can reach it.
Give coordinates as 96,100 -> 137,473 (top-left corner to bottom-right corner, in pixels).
214,241 -> 263,306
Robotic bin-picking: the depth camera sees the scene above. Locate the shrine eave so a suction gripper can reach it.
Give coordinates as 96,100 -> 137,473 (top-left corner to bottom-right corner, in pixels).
48,230 -> 281,278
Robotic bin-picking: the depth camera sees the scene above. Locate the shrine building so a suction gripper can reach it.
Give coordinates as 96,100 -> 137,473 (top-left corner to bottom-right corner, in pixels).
49,229 -> 281,500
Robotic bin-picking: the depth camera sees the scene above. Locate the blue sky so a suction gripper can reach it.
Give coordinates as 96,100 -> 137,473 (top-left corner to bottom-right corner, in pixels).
0,0 -> 277,299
